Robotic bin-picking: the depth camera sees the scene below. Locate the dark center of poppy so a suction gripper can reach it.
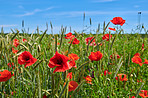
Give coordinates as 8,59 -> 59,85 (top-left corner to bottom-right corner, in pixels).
57,59 -> 63,64
25,57 -> 30,61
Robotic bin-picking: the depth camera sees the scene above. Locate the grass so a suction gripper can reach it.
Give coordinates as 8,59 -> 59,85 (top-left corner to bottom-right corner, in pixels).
0,24 -> 148,98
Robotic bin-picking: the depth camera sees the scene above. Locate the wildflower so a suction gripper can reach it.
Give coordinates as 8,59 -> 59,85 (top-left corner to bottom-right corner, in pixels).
18,51 -> 37,68
134,53 -> 140,56
66,81 -> 78,92
139,90 -> 148,98
48,51 -> 72,73
104,70 -> 111,76
132,55 -> 143,66
129,96 -> 135,98
102,34 -> 112,41
22,38 -> 27,42
88,51 -> 103,61
115,74 -> 128,81
13,39 -> 19,47
12,48 -> 18,54
67,72 -> 72,80
110,17 -> 125,26
85,37 -> 96,46
142,43 -> 144,50
137,79 -> 142,82
43,94 -> 47,98
68,53 -> 79,61
0,70 -> 13,82
110,54 -> 120,59
83,75 -> 92,84
7,62 -> 14,68
143,59 -> 148,64
108,27 -> 116,31
69,38 -> 80,45
65,32 -> 75,39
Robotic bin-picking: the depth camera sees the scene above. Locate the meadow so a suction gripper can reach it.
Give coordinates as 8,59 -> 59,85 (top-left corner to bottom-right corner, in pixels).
0,17 -> 148,98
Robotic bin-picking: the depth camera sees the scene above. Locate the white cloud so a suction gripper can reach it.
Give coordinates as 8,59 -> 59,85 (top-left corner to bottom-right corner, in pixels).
92,0 -> 116,2
16,7 -> 54,17
0,24 -> 17,27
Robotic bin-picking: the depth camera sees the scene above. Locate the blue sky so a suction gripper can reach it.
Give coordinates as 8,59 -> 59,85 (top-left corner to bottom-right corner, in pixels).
0,0 -> 148,34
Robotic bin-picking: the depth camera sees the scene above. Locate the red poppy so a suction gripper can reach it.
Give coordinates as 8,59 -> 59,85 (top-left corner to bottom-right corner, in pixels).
104,70 -> 111,76
18,51 -> 37,68
22,38 -> 27,42
110,17 -> 125,26
0,70 -> 13,82
129,96 -> 135,98
134,53 -> 140,56
69,60 -> 77,68
142,43 -> 144,50
85,37 -> 96,46
143,59 -> 148,64
102,34 -> 112,41
68,81 -> 78,92
48,51 -> 72,73
137,79 -> 142,83
7,62 -> 14,68
65,32 -> 75,39
88,51 -> 103,61
68,53 -> 79,61
12,48 -> 18,54
43,94 -> 47,98
83,75 -> 92,84
110,54 -> 120,59
115,74 -> 128,81
67,72 -> 72,80
108,27 -> 116,31
68,38 -> 80,45
132,55 -> 143,66
139,90 -> 148,98
13,39 -> 19,47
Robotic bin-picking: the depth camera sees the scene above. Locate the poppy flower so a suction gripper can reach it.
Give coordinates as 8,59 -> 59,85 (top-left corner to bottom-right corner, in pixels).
68,53 -> 79,61
110,17 -> 125,26
48,51 -> 72,73
115,74 -> 128,81
104,70 -> 111,76
88,51 -> 103,61
12,48 -> 18,54
69,60 -> 77,68
83,75 -> 92,84
108,27 -> 116,31
22,38 -> 27,42
68,81 -> 78,92
129,96 -> 135,98
43,94 -> 47,98
134,53 -> 140,56
143,59 -> 148,64
68,38 -> 80,45
139,90 -> 148,98
0,70 -> 13,82
132,55 -> 143,66
85,37 -> 96,46
67,72 -> 72,80
142,43 -> 144,50
7,62 -> 14,68
102,34 -> 112,41
18,51 -> 37,68
65,32 -> 75,39
110,54 -> 120,59
137,79 -> 142,83
13,39 -> 19,47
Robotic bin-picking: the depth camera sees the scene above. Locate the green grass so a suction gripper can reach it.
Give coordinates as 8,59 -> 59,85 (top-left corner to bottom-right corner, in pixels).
0,26 -> 148,98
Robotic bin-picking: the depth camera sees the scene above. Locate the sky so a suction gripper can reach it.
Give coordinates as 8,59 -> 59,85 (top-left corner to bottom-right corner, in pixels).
0,0 -> 148,34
